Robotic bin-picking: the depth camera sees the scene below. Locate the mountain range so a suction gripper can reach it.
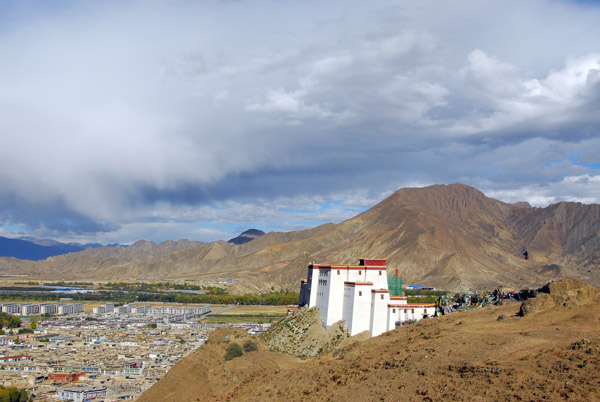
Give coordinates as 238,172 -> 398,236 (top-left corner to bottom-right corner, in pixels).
0,236 -> 107,261
0,183 -> 598,293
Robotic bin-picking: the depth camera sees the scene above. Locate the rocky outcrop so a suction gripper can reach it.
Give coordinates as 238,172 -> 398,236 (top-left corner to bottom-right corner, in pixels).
260,307 -> 352,357
519,279 -> 600,316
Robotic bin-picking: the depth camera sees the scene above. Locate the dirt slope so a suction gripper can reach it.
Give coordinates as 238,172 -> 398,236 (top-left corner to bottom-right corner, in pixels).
138,282 -> 600,402
136,327 -> 301,402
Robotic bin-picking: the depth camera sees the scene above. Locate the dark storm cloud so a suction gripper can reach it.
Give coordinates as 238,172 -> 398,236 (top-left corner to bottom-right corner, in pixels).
0,194 -> 118,235
1,0 -> 600,243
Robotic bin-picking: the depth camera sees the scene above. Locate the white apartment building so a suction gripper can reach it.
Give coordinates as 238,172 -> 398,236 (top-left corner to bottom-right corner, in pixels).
92,303 -> 115,314
21,304 -> 40,316
118,303 -> 136,314
57,304 -> 74,315
92,306 -> 105,314
41,304 -> 57,315
57,387 -> 107,402
1,304 -> 21,315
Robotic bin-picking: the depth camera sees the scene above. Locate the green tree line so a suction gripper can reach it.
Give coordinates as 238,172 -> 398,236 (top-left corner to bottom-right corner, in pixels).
0,290 -> 299,306
0,313 -> 21,329
0,385 -> 29,402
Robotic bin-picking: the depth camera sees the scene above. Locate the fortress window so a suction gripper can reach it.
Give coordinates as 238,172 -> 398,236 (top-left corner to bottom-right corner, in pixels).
411,309 -> 415,313
380,295 -> 384,300
359,271 -> 362,275
359,291 -> 362,296
337,270 -> 340,275
379,271 -> 382,275
393,309 -> 396,313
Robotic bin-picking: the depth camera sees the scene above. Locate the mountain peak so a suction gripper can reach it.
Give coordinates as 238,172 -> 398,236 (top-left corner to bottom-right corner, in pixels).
228,229 -> 266,245
512,201 -> 533,209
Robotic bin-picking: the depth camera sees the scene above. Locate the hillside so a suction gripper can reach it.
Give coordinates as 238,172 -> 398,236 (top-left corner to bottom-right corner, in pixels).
1,183 -> 599,292
260,307 -> 357,357
137,282 -> 600,401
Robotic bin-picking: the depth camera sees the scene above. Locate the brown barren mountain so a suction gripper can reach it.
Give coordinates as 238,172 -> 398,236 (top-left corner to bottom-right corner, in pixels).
1,183 -> 599,292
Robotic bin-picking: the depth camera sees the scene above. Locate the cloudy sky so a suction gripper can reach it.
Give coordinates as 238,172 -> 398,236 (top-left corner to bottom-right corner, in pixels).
1,0 -> 600,244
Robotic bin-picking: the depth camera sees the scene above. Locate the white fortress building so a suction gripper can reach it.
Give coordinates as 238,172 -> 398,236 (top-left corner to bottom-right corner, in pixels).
299,258 -> 435,337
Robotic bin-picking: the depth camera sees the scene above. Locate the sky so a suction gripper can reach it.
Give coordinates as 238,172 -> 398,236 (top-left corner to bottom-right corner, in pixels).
1,0 -> 600,244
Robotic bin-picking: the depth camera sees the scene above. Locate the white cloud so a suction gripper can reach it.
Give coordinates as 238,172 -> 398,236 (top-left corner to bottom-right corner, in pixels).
484,174 -> 600,207
449,50 -> 600,135
1,0 -> 600,242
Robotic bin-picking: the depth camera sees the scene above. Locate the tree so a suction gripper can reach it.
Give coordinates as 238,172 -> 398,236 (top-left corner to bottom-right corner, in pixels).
0,313 -> 21,329
0,385 -> 29,402
243,339 -> 258,352
224,342 -> 243,361
30,319 -> 38,331
8,316 -> 21,328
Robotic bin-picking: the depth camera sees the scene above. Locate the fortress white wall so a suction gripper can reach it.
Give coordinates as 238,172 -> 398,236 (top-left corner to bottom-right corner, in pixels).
324,268 -> 345,325
346,283 -> 372,336
315,269 -> 330,324
307,267 -> 318,308
342,283 -> 355,332
395,305 -> 436,324
370,290 -> 390,337
299,259 -> 435,338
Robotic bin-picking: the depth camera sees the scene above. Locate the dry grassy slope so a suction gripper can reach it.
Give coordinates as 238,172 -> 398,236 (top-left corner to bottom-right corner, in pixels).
1,183 -> 599,293
136,327 -> 301,402
138,290 -> 600,401
260,307 -> 358,357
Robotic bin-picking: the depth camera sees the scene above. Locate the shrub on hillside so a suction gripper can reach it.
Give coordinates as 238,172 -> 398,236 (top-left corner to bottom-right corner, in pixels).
0,385 -> 29,401
243,339 -> 258,352
224,342 -> 244,361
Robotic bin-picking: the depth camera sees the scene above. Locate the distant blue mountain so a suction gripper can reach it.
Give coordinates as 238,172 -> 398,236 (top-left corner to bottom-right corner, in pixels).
228,229 -> 266,245
0,236 -> 106,261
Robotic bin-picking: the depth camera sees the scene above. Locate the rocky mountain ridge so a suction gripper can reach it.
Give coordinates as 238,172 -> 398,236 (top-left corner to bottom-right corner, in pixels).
0,236 -> 107,261
0,183 -> 599,292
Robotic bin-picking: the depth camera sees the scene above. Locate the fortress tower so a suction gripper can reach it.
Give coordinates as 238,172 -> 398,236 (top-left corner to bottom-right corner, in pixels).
299,258 -> 435,337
